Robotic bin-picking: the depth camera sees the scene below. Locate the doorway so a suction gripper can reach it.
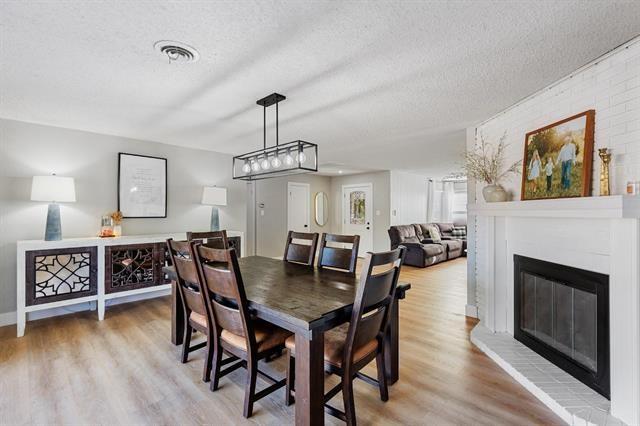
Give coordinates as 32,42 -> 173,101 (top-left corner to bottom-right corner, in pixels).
342,183 -> 373,254
287,182 -> 310,233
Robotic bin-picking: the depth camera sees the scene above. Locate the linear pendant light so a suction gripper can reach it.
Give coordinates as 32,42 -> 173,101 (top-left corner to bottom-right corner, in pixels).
232,93 -> 318,180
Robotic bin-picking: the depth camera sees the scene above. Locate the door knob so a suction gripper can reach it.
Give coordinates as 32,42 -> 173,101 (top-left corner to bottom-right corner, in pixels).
304,224 -> 308,228
366,226 -> 370,230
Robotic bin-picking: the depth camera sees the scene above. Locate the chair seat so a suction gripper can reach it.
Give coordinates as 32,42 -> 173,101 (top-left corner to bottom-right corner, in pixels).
285,323 -> 378,368
189,311 -> 208,329
222,320 -> 292,353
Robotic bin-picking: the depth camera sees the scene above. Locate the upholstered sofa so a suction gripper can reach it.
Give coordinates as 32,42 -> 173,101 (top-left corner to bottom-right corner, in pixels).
388,223 -> 466,268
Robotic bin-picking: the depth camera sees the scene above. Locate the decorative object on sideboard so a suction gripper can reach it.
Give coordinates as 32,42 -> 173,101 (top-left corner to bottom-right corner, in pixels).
100,214 -> 115,238
521,110 -> 595,201
232,93 -> 318,181
462,133 -> 521,203
598,148 -> 611,196
201,186 -> 227,231
30,174 -> 76,241
118,153 -> 167,218
111,211 -> 123,236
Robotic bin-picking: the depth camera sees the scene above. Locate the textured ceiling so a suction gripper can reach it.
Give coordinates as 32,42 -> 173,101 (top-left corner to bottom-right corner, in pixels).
1,1 -> 639,177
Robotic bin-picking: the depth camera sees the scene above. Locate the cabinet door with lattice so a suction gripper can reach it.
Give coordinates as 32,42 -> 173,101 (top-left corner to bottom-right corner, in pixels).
105,243 -> 167,293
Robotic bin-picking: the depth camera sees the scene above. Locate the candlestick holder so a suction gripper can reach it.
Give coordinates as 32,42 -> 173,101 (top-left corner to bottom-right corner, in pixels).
598,148 -> 611,196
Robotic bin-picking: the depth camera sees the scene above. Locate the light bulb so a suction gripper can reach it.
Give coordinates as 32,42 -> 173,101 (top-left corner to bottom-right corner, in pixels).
296,148 -> 307,163
260,157 -> 270,170
284,149 -> 295,166
241,160 -> 251,174
271,155 -> 282,168
251,160 -> 260,172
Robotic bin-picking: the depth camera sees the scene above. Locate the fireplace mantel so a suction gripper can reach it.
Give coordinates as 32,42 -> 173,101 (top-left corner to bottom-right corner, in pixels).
468,195 -> 640,219
469,196 -> 640,425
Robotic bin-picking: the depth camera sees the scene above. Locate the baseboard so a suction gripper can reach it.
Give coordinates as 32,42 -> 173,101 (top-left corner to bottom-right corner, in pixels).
0,288 -> 171,327
465,304 -> 479,318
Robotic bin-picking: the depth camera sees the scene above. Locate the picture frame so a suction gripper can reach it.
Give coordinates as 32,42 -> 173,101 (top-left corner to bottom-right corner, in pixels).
521,110 -> 595,201
117,153 -> 167,218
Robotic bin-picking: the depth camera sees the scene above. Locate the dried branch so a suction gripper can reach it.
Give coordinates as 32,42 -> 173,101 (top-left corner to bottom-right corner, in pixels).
462,133 -> 521,185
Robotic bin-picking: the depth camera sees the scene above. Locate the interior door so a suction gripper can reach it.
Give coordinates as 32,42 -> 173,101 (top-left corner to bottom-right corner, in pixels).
342,183 -> 373,255
287,182 -> 310,233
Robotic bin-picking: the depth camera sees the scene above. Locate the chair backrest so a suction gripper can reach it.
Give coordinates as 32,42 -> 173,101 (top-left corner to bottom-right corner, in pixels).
343,246 -> 406,368
187,230 -> 229,249
192,244 -> 256,351
317,233 -> 360,275
166,239 -> 207,319
283,231 -> 319,266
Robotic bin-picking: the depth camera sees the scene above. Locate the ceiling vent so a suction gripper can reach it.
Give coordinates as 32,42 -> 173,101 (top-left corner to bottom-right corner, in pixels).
154,40 -> 200,64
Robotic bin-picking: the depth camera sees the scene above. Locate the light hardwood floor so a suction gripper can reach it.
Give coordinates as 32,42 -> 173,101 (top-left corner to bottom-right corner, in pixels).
0,258 -> 561,425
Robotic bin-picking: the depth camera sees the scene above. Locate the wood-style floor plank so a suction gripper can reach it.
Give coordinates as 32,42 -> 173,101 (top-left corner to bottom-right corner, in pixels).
0,258 -> 561,425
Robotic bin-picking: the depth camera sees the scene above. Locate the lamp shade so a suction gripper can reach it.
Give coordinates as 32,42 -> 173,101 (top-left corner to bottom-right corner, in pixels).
31,175 -> 76,203
201,186 -> 227,206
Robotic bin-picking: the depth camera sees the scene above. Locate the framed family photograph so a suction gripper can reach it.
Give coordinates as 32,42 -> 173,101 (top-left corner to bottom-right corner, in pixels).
521,110 -> 595,201
118,153 -> 167,218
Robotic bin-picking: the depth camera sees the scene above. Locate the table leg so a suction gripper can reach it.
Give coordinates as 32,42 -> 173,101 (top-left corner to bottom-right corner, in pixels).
171,280 -> 184,345
295,330 -> 325,426
384,296 -> 400,384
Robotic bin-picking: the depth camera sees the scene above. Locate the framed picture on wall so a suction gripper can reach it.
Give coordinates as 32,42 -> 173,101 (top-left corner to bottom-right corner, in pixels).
521,110 -> 595,201
118,153 -> 167,218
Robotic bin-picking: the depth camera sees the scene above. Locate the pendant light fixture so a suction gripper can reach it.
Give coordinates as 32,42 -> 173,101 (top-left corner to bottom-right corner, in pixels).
233,93 -> 318,180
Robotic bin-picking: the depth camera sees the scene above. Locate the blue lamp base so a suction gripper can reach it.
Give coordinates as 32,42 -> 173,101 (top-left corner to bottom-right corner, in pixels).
210,206 -> 220,231
45,203 -> 62,241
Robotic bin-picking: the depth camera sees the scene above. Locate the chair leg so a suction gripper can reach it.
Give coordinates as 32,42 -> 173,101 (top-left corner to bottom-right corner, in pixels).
181,325 -> 192,363
343,377 -> 357,426
243,358 -> 258,418
375,349 -> 389,402
210,340 -> 223,392
202,339 -> 214,383
285,349 -> 295,406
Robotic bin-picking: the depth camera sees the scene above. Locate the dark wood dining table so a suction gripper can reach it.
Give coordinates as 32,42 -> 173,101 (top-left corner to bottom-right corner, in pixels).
164,256 -> 411,426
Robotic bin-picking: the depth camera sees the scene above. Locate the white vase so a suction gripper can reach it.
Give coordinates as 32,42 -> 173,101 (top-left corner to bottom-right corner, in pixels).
113,225 -> 122,237
482,184 -> 508,202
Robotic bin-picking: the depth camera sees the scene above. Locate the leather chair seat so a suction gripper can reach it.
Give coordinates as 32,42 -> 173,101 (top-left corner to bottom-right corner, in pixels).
222,320 -> 292,353
285,323 -> 378,368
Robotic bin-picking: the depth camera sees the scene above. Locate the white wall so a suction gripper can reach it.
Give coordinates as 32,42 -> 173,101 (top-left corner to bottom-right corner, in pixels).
252,174 -> 332,258
469,37 -> 640,317
0,118 -> 247,316
390,170 -> 427,225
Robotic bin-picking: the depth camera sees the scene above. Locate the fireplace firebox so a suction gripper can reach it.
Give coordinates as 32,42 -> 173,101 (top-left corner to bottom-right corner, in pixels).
514,255 -> 609,398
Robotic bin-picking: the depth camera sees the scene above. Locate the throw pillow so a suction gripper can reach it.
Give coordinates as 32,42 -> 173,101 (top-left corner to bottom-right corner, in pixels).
425,224 -> 442,242
452,227 -> 467,237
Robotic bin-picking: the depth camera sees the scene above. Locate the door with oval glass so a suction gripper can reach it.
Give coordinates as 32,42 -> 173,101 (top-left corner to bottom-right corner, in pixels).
287,182 -> 310,233
342,183 -> 373,255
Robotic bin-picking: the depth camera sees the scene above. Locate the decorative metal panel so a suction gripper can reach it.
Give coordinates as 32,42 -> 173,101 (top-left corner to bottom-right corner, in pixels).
25,247 -> 98,306
105,243 -> 168,293
349,191 -> 366,225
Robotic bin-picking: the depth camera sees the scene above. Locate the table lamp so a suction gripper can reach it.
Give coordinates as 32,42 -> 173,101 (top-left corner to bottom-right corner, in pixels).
31,175 -> 76,241
201,186 -> 227,231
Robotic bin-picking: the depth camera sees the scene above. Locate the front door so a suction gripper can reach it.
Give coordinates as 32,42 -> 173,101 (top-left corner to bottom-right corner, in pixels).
287,182 -> 310,233
342,183 -> 373,254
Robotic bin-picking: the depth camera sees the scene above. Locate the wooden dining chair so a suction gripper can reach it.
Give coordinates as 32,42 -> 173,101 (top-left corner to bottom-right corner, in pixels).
187,230 -> 228,249
283,230 -> 319,266
193,244 -> 292,418
317,233 -> 360,275
284,246 -> 406,425
166,238 -> 214,383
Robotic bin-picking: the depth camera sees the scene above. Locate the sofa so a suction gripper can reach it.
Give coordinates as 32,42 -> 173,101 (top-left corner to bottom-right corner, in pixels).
388,222 -> 467,268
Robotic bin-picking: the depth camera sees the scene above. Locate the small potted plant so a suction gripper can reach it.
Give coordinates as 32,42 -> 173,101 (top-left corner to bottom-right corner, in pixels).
463,133 -> 521,202
111,211 -> 123,237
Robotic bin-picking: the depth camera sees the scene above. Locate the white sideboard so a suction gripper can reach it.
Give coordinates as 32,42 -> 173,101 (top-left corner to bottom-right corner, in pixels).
16,231 -> 244,337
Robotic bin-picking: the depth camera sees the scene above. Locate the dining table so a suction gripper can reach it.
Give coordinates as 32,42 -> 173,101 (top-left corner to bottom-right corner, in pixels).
163,255 -> 411,426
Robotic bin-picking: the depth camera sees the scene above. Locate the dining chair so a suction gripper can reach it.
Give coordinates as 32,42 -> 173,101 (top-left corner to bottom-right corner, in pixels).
283,230 -> 319,266
284,246 -> 406,425
193,244 -> 292,418
187,230 -> 229,249
166,238 -> 214,383
317,233 -> 360,275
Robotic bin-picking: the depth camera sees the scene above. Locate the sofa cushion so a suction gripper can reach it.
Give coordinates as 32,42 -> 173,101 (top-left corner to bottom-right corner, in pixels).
395,224 -> 419,241
422,244 -> 444,257
425,224 -> 442,242
452,226 -> 467,237
441,239 -> 463,252
402,236 -> 421,244
436,223 -> 455,234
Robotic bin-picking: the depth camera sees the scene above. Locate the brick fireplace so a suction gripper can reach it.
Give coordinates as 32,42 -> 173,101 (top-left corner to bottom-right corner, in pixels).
468,196 -> 640,425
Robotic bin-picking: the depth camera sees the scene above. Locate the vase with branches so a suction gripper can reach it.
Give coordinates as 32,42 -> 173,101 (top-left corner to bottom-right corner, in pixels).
462,133 -> 521,202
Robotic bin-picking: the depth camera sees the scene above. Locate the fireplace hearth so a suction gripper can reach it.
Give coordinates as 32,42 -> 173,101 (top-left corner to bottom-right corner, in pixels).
514,255 -> 609,398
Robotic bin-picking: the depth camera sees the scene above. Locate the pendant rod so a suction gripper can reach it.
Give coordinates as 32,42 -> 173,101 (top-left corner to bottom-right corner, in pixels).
276,101 -> 279,146
263,105 -> 266,150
